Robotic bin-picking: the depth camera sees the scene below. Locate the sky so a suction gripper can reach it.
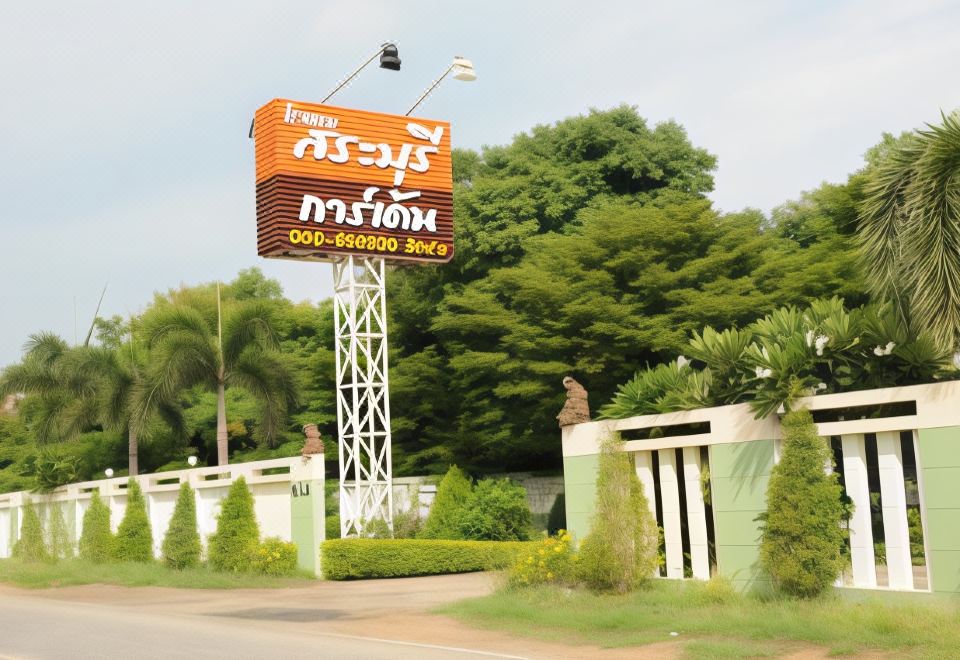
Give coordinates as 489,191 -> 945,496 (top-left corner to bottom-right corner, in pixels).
1,0 -> 958,367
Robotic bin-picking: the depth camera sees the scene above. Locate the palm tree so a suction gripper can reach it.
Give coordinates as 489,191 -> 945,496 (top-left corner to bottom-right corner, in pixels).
140,285 -> 297,465
83,332 -> 184,476
858,111 -> 960,350
0,333 -> 101,443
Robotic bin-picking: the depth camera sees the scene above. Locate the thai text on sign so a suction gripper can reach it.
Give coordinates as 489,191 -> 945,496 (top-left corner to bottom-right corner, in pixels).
253,100 -> 454,263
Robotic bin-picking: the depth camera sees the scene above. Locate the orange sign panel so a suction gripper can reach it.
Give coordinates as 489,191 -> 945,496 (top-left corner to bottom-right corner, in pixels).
254,99 -> 454,263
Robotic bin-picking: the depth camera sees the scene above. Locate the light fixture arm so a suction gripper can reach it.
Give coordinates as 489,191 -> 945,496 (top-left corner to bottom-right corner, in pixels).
248,42 -> 397,138
405,65 -> 454,116
322,43 -> 393,103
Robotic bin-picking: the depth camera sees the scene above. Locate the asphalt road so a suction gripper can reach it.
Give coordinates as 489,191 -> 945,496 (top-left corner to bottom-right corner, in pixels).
0,591 -> 525,660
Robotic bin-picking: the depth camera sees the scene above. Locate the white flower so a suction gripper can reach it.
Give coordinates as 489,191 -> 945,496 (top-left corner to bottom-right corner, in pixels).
755,366 -> 772,379
817,382 -> 827,391
874,342 -> 896,357
815,334 -> 829,356
954,352 -> 960,369
805,330 -> 815,347
677,355 -> 690,369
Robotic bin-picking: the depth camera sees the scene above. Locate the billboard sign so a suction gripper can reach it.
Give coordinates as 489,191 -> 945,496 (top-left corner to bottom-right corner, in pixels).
253,99 -> 454,263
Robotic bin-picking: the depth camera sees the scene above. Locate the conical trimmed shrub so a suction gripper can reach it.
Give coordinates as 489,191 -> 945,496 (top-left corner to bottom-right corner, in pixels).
759,408 -> 846,597
577,436 -> 659,593
13,499 -> 48,563
48,503 -> 72,560
79,491 -> 114,563
162,482 -> 201,569
114,479 -> 154,563
208,476 -> 260,572
418,465 -> 472,540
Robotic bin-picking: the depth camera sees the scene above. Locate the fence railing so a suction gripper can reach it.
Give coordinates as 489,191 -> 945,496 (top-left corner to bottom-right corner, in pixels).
562,381 -> 960,593
0,453 -> 326,574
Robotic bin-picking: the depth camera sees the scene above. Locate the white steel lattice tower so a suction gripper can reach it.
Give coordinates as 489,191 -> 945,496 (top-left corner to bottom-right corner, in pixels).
333,256 -> 393,537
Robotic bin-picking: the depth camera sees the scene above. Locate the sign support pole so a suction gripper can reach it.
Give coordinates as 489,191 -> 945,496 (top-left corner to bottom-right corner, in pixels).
333,255 -> 393,537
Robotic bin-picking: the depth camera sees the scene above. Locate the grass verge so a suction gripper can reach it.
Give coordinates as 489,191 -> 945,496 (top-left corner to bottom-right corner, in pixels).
0,558 -> 316,589
439,578 -> 960,659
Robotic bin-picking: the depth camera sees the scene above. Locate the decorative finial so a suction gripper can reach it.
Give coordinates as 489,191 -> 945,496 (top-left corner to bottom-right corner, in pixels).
557,376 -> 590,427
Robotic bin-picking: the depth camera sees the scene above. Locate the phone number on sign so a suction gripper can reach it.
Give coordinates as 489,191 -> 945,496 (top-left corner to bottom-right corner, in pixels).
288,228 -> 449,257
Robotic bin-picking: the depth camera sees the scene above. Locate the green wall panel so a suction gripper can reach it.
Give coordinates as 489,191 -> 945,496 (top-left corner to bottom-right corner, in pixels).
563,454 -> 599,542
918,426 -> 960,593
709,440 -> 774,592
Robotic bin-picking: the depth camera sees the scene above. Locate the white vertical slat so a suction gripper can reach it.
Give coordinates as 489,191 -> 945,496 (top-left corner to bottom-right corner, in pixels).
658,449 -> 684,579
876,431 -> 913,590
682,447 -> 710,579
634,450 -> 660,577
633,451 -> 659,523
841,434 -> 877,588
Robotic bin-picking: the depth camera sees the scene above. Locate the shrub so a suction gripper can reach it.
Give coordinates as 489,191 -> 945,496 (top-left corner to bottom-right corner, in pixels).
47,503 -> 72,560
321,539 -> 535,580
419,465 -> 472,540
13,499 -> 48,563
79,491 -> 114,563
361,517 -> 392,539
758,408 -> 846,598
114,479 -> 154,563
393,506 -> 423,539
508,531 -> 576,587
547,493 -> 566,536
252,537 -> 299,576
162,482 -> 201,569
208,476 -> 260,572
456,478 -> 533,541
325,514 -> 341,540
577,436 -> 658,593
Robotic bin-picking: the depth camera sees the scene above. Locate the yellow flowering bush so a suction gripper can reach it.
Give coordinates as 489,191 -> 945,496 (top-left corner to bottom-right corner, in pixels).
251,537 -> 299,576
508,531 -> 576,587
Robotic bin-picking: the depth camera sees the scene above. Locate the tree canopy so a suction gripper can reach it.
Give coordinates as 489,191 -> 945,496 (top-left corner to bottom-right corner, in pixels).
3,104 -> 929,490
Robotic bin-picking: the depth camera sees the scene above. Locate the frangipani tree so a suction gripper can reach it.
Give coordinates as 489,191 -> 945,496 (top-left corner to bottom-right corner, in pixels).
600,298 -> 953,420
858,111 -> 960,351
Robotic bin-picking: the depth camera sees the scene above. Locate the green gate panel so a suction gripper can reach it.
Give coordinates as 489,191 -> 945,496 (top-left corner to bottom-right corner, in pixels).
709,439 -> 774,592
917,426 -> 960,593
563,454 -> 600,543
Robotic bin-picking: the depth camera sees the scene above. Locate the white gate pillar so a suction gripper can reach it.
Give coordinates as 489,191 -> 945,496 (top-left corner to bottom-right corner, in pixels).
841,434 -> 876,588
682,447 -> 710,580
876,431 -> 913,590
658,449 -> 684,579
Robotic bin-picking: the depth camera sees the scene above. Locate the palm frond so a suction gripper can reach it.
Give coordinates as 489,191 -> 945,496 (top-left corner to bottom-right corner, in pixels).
222,301 -> 280,366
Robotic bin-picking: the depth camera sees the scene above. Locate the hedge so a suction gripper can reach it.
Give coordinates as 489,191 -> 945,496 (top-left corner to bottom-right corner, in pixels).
321,539 -> 537,580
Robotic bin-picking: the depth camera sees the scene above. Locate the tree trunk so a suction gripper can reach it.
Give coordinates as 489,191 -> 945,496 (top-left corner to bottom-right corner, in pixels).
128,425 -> 138,476
216,376 -> 228,466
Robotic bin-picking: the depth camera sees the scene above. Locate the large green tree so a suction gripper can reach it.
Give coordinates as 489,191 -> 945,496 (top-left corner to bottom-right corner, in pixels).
858,111 -> 960,350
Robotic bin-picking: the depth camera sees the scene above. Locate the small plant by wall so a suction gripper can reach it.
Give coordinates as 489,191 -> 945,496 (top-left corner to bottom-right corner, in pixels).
252,537 -> 298,576
114,479 -> 153,563
162,482 -> 201,569
13,499 -> 48,563
578,436 -> 659,593
758,409 -> 847,597
79,491 -> 114,563
208,476 -> 260,572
